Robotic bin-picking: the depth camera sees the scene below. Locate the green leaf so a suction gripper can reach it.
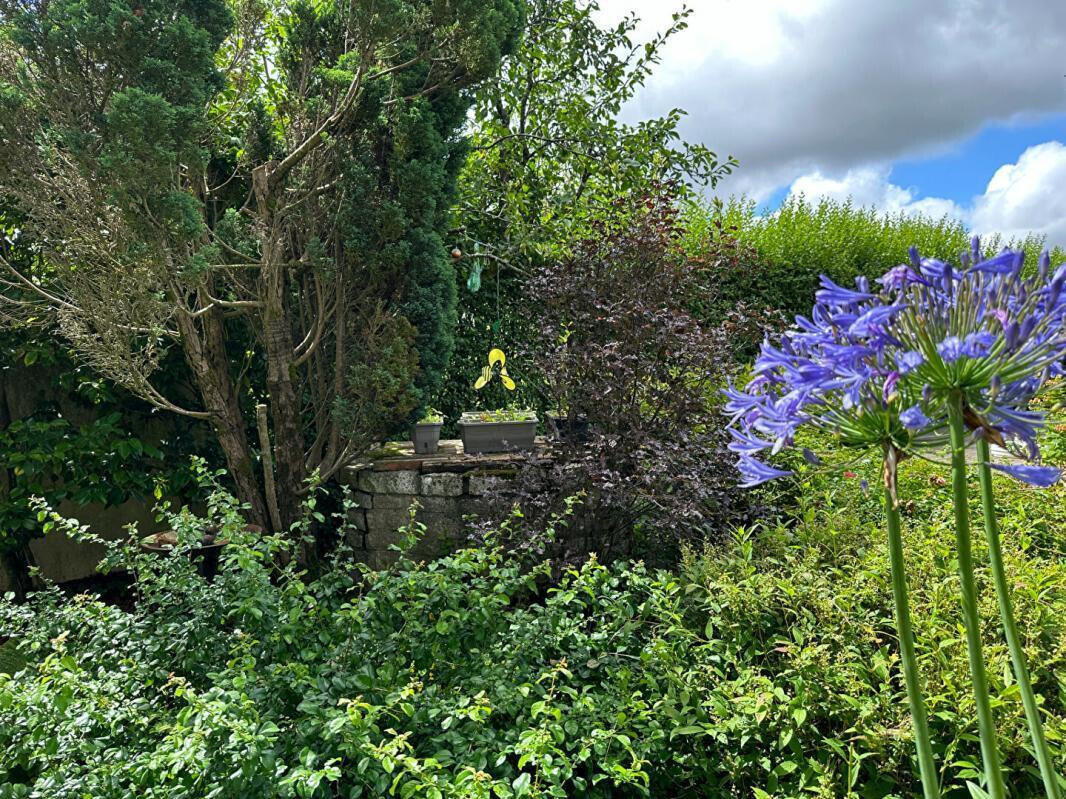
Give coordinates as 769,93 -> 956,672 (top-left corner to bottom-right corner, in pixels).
670,726 -> 705,738
512,772 -> 531,796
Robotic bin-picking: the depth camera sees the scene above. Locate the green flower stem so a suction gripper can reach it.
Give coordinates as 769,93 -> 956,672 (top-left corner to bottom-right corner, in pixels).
947,393 -> 1005,799
976,436 -> 1062,799
883,449 -> 941,799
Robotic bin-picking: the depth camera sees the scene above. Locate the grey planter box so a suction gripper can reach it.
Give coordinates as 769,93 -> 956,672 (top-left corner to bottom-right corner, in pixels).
411,422 -> 443,454
458,416 -> 537,454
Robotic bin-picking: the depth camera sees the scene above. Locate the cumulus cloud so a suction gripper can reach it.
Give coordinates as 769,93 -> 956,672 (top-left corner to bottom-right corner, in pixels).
787,166 -> 966,220
597,0 -> 1066,202
781,142 -> 1066,248
970,142 -> 1066,246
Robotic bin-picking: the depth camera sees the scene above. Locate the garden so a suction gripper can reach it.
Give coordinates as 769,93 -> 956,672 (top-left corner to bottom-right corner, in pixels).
1,1 -> 1065,798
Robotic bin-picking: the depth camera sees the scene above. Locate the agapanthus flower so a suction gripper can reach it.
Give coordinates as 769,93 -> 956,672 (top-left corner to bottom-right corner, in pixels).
725,239 -> 1066,799
736,455 -> 793,488
990,463 -> 1061,488
900,405 -> 931,430
724,281 -> 950,485
726,239 -> 1066,487
889,238 -> 1066,484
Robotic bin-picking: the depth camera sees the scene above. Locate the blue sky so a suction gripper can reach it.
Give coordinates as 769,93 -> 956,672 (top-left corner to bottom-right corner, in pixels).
890,114 -> 1066,210
598,0 -> 1066,246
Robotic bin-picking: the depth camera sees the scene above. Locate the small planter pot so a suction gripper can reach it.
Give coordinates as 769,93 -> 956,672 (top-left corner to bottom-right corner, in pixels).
411,422 -> 443,454
459,414 -> 538,454
140,524 -> 260,581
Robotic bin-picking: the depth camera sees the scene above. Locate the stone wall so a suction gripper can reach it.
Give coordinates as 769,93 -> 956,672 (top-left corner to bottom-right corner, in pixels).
342,439 -> 527,569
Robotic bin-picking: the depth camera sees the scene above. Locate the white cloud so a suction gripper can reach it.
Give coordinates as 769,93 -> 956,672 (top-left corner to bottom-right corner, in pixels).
787,166 -> 966,220
971,142 -> 1066,247
596,0 -> 1066,201
780,142 -> 1066,249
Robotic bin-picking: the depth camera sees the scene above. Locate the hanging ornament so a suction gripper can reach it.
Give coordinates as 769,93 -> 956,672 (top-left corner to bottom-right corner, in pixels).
466,259 -> 483,293
473,348 -> 515,391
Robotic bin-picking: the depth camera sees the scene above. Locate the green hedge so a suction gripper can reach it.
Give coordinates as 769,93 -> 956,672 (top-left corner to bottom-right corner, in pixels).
682,195 -> 1065,320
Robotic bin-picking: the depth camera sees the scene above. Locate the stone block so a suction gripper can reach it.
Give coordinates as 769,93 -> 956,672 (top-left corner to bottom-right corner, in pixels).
344,526 -> 369,552
352,490 -> 373,509
357,469 -> 420,495
457,496 -> 493,519
421,472 -> 463,497
372,493 -> 421,510
365,508 -> 419,536
468,473 -> 509,496
347,507 -> 368,532
361,509 -> 465,567
414,495 -> 463,515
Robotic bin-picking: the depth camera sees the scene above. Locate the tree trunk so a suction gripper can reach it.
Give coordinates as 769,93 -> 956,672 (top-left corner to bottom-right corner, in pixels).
176,308 -> 269,530
0,377 -> 36,600
262,299 -> 306,532
254,164 -> 309,535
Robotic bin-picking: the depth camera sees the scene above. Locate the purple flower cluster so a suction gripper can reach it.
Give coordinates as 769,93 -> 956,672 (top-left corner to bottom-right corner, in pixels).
727,240 -> 1066,487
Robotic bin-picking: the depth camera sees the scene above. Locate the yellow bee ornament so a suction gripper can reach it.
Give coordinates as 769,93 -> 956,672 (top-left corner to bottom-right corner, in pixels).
473,348 -> 515,391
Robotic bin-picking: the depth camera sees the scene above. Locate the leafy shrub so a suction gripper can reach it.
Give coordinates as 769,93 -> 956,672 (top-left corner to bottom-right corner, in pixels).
4,441 -> 1064,797
505,192 -> 761,564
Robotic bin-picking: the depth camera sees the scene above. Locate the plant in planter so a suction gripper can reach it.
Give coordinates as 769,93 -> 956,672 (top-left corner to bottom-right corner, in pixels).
459,409 -> 538,454
411,408 -> 445,454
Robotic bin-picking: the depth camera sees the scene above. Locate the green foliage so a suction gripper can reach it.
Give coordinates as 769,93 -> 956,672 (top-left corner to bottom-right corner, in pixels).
3,0 -> 232,235
457,0 -> 731,266
684,195 -> 1066,320
0,329 -> 211,554
1034,379 -> 1066,468
3,460 -> 1065,797
680,457 -> 1066,798
0,0 -> 525,527
442,0 -> 732,425
418,407 -> 445,424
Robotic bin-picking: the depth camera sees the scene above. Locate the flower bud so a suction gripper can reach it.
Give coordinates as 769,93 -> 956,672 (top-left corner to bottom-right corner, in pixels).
1005,322 -> 1020,351
1010,251 -> 1024,280
1020,315 -> 1036,341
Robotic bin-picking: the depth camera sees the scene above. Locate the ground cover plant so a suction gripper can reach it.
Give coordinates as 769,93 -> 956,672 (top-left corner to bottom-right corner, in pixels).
2,454 -> 1065,798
